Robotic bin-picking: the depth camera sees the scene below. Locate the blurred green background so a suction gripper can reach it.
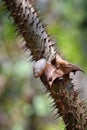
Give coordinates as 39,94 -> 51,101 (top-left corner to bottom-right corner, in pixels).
0,0 -> 87,130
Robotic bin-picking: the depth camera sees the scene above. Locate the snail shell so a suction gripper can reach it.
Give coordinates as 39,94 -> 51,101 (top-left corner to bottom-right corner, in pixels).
33,58 -> 46,78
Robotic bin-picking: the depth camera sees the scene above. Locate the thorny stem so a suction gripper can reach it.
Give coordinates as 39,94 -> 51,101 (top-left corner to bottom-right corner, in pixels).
2,0 -> 87,130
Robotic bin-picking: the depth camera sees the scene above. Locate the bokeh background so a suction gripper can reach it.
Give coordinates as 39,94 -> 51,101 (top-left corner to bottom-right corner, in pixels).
0,0 -> 87,130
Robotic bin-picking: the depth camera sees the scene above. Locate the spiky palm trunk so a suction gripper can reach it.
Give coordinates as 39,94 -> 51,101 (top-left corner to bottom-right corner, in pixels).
2,0 -> 87,129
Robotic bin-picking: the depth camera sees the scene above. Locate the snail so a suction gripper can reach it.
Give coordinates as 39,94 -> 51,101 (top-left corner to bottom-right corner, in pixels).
33,58 -> 46,78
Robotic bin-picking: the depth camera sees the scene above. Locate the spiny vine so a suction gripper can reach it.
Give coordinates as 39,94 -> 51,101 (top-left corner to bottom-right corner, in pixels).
4,0 -> 56,61
2,0 -> 87,129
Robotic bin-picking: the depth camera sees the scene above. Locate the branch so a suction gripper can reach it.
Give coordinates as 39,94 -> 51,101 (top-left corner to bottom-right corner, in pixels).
2,0 -> 87,129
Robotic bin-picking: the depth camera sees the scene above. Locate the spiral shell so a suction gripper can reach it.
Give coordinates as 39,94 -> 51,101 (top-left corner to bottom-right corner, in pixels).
33,58 -> 46,78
